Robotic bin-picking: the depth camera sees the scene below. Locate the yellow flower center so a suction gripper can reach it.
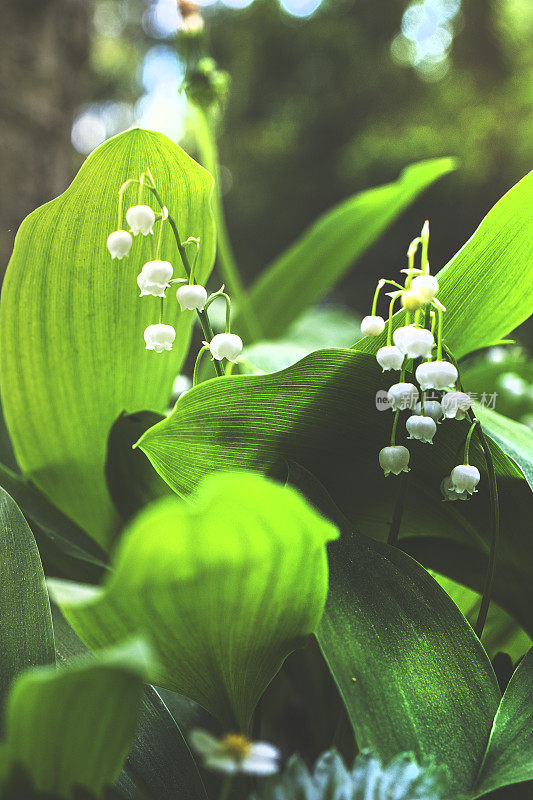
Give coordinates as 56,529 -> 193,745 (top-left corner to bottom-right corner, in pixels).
221,734 -> 252,760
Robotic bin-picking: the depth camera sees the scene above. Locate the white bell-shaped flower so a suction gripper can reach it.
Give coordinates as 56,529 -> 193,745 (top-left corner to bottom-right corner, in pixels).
376,345 -> 404,372
414,399 -> 443,423
401,290 -> 422,312
450,464 -> 480,494
441,391 -> 472,420
137,260 -> 173,297
406,414 -> 436,443
107,230 -> 132,259
416,360 -> 458,390
411,274 -> 439,302
144,323 -> 176,353
209,333 -> 243,363
379,446 -> 410,476
126,205 -> 156,236
361,315 -> 385,337
393,325 -> 434,358
177,284 -> 208,311
387,382 -> 419,411
440,476 -> 469,502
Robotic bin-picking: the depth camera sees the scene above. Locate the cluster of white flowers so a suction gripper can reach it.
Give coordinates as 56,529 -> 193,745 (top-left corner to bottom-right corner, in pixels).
361,221 -> 480,498
106,172 -> 243,370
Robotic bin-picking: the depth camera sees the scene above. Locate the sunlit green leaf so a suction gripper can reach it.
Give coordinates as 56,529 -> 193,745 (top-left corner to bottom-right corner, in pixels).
0,638 -> 153,799
0,486 -> 55,713
355,170 -> 533,360
0,128 -> 215,549
238,158 -> 455,339
318,532 -> 501,796
49,471 -> 338,730
473,647 -> 533,797
136,348 -> 533,633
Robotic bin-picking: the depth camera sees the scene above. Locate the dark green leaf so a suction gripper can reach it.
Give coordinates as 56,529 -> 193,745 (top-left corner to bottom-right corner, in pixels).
0,128 -> 216,549
317,532 -> 501,796
473,404 -> 533,491
0,486 -> 55,715
239,159 -> 455,339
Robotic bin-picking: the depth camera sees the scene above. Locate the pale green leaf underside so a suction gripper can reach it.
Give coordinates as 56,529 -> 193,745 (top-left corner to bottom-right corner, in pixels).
49,471 -> 338,731
0,486 -> 55,711
0,128 -> 216,548
239,158 -> 455,339
355,170 -> 533,360
1,638 -> 152,798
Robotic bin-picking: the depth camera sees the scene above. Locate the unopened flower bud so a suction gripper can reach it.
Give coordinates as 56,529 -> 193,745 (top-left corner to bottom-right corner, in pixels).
441,391 -> 472,420
387,382 -> 419,411
406,414 -> 436,443
376,345 -> 404,371
177,284 -> 208,311
379,446 -> 410,476
450,464 -> 480,494
414,400 -> 443,423
209,333 -> 243,363
415,360 -> 458,390
440,476 -> 469,502
393,325 -> 434,358
107,230 -> 132,259
401,290 -> 423,312
411,274 -> 439,302
137,260 -> 173,297
126,205 -> 156,236
361,315 -> 385,337
144,323 -> 176,353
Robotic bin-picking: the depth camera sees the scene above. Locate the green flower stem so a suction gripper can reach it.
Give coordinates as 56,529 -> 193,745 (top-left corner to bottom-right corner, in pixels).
442,344 -> 500,639
436,306 -> 444,360
371,279 -> 385,315
193,345 -> 211,387
205,290 -> 232,333
117,179 -> 137,229
420,220 -> 430,272
463,420 -> 478,465
155,214 -> 165,260
147,182 -> 224,378
218,776 -> 233,800
386,294 -> 399,346
159,297 -> 164,325
193,107 -> 261,342
390,409 -> 400,447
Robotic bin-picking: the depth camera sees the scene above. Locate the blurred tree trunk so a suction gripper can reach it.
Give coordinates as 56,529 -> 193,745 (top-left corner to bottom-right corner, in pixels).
0,0 -> 92,272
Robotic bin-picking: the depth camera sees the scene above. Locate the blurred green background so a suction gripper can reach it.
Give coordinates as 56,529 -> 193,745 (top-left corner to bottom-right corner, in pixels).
1,0 -> 532,419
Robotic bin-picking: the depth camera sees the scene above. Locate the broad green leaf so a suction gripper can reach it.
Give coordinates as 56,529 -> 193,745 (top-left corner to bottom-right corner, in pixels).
256,750 -> 448,800
317,533 -> 501,796
49,471 -> 339,730
238,158 -> 455,339
51,606 -> 208,800
355,171 -> 533,360
473,403 -> 533,491
472,647 -> 533,797
105,411 -> 174,523
0,128 -> 215,549
0,462 -> 108,582
136,348 -> 533,633
0,486 -> 55,713
0,638 -> 152,799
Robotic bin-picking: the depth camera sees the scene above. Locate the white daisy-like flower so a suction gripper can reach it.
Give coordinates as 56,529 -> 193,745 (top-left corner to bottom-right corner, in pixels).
411,274 -> 439,302
107,230 -> 132,259
450,464 -> 480,495
177,284 -> 208,311
393,326 -> 434,359
137,260 -> 173,297
414,399 -> 443,423
209,333 -> 243,363
387,382 -> 419,412
361,315 -> 385,337
441,391 -> 472,420
379,446 -> 410,476
190,730 -> 280,776
416,360 -> 458,390
144,323 -> 176,353
126,204 -> 156,236
440,476 -> 469,502
376,345 -> 404,372
406,414 -> 437,443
